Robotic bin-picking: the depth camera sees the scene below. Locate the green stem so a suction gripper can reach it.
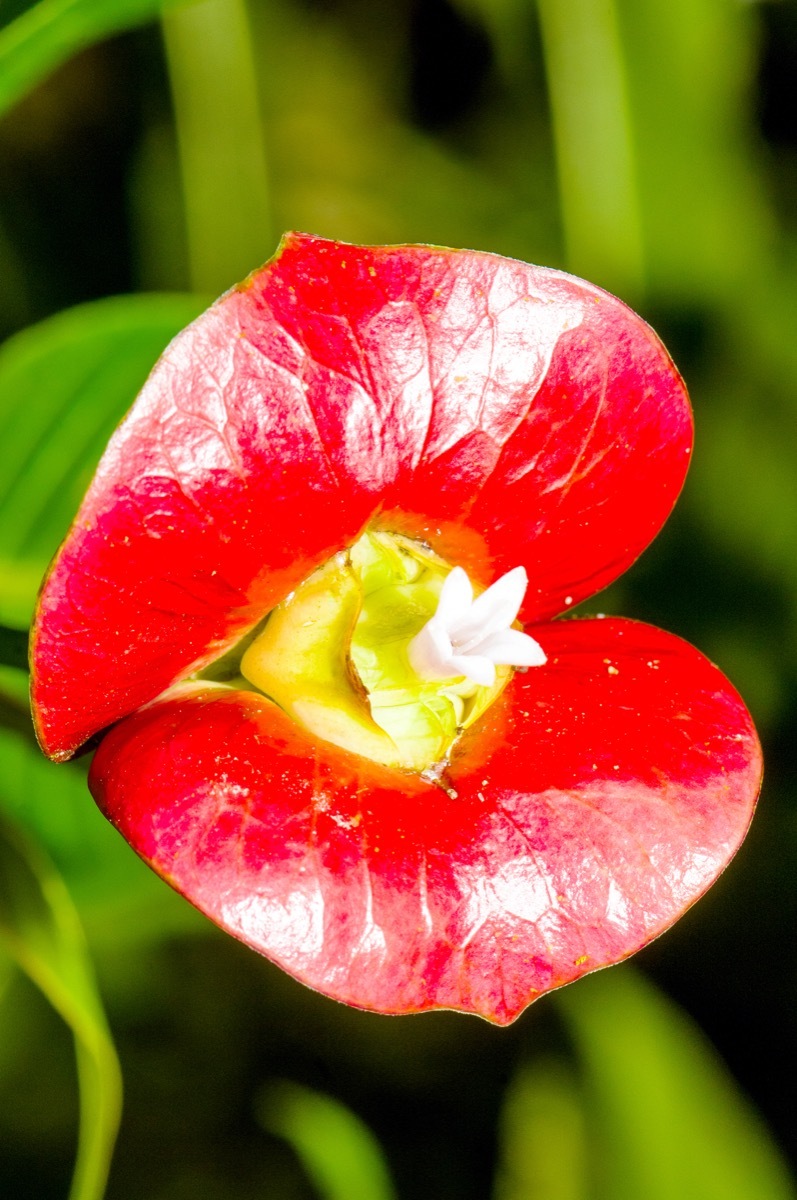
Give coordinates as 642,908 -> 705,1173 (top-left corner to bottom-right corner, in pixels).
535,0 -> 645,296
162,0 -> 272,294
69,1028 -> 123,1200
0,820 -> 123,1200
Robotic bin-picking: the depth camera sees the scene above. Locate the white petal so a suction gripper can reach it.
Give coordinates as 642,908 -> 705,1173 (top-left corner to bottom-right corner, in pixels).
450,566 -> 528,651
407,562 -> 542,688
408,619 -> 456,680
473,627 -> 547,667
449,654 -> 496,687
435,565 -> 473,627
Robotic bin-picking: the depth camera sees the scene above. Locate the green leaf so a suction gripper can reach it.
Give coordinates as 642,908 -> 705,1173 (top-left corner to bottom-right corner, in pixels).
493,1056 -> 588,1200
615,0 -> 771,304
0,724 -> 207,952
535,0 -> 644,297
162,0 -> 272,293
553,968 -> 796,1200
0,292 -> 206,627
257,1080 -> 397,1200
0,812 -> 122,1200
0,0 -> 195,120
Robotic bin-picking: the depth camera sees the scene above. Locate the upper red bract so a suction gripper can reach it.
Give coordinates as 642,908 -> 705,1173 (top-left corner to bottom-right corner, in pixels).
30,234 -> 760,1023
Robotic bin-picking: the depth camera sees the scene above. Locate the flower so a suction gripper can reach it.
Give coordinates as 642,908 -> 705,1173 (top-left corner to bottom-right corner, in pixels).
408,564 -> 547,687
30,234 -> 761,1025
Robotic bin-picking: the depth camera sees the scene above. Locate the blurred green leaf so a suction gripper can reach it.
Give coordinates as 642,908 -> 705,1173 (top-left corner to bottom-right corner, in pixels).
0,811 -> 122,1200
535,0 -> 644,297
250,0 -> 522,258
0,0 -> 195,120
493,1056 -> 587,1200
696,398 -> 797,599
0,292 -> 206,627
0,726 -> 134,896
616,0 -> 772,304
0,724 -> 206,950
553,967 -> 796,1200
162,0 -> 272,293
257,1080 -> 397,1200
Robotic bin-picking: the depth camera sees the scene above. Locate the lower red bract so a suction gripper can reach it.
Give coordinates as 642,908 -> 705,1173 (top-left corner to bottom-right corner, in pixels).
90,617 -> 759,1024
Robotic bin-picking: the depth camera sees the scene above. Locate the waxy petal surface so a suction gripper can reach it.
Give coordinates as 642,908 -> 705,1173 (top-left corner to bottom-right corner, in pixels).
89,619 -> 760,1024
32,235 -> 692,761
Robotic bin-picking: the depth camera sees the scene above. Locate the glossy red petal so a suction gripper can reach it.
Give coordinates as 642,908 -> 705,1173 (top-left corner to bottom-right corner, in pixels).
32,235 -> 691,761
89,619 -> 759,1024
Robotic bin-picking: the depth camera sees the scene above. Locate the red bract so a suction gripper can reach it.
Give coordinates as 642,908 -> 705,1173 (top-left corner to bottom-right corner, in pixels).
31,234 -> 760,1024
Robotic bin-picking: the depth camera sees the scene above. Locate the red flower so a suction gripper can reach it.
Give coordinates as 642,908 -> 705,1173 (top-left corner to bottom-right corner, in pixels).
30,234 -> 760,1024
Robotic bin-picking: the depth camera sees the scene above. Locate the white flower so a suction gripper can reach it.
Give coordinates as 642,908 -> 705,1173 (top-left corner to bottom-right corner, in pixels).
407,565 -> 546,688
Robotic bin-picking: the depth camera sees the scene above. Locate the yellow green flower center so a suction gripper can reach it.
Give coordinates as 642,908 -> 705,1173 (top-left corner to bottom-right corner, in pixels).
238,531 -> 512,772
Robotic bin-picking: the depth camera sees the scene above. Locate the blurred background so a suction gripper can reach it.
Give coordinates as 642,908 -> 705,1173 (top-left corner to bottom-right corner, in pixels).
0,0 -> 795,1197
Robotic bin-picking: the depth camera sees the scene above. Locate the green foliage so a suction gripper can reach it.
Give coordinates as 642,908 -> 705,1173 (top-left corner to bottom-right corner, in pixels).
0,812 -> 121,1200
0,725 -> 140,899
162,0 -> 272,292
0,0 -> 194,120
535,0 -> 644,296
493,1055 -> 587,1200
560,969 -> 794,1200
494,968 -> 796,1200
258,1081 -> 397,1200
617,0 -> 770,305
0,294 -> 205,627
0,721 -> 207,953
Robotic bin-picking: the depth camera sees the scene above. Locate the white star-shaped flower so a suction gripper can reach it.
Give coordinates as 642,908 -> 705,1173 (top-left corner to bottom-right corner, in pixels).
407,565 -> 546,688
